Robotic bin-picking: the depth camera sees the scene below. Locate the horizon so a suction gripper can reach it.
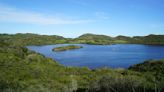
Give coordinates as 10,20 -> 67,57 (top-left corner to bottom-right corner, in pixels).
1,32 -> 163,38
0,0 -> 164,37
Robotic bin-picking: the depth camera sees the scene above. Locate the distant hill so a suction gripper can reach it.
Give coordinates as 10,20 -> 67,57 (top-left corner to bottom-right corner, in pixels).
0,33 -> 164,45
0,33 -> 68,46
74,33 -> 164,45
131,34 -> 164,45
74,33 -> 114,45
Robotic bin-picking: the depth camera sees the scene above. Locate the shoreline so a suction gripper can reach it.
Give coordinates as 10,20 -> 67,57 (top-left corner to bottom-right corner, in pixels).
26,43 -> 164,70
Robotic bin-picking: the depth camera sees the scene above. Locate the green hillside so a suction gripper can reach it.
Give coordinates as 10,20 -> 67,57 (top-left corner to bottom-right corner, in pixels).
74,33 -> 164,45
129,59 -> 164,73
0,33 -> 164,92
1,33 -> 164,45
0,33 -> 68,46
131,34 -> 164,45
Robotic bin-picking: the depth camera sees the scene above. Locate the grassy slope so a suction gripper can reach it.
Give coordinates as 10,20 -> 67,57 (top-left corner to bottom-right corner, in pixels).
129,59 -> 164,73
1,33 -> 164,45
73,33 -> 164,45
0,33 -> 164,92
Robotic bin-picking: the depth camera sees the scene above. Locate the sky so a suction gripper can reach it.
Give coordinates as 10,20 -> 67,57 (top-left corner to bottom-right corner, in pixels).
0,0 -> 164,38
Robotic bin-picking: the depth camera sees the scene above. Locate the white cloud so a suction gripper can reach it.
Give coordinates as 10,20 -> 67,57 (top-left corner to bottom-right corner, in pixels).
95,12 -> 110,20
0,6 -> 92,25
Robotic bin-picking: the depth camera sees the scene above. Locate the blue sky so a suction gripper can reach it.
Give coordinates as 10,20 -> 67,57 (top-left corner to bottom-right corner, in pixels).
0,0 -> 164,37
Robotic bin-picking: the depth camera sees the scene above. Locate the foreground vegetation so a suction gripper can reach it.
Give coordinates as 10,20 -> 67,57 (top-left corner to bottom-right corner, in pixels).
52,45 -> 83,52
0,33 -> 164,92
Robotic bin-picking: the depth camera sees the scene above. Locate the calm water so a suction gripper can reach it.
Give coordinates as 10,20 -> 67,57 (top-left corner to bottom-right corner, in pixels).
27,44 -> 164,69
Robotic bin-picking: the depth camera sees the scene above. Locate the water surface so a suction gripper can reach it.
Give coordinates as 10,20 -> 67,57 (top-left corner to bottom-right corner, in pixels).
27,44 -> 164,69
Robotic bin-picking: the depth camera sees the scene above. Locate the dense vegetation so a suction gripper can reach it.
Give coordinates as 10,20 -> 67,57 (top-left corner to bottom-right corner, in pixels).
0,33 -> 69,46
73,33 -> 114,45
52,45 -> 83,52
129,59 -> 164,73
0,33 -> 164,92
73,33 -> 164,45
1,33 -> 164,45
130,35 -> 164,45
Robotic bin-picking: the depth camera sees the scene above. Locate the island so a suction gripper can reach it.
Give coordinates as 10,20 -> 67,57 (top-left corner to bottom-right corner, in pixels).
52,45 -> 83,51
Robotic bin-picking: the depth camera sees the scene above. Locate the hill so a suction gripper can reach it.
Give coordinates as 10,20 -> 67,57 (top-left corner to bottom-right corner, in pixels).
131,34 -> 164,45
1,33 -> 164,45
73,33 -> 114,45
0,33 -> 68,46
0,33 -> 164,92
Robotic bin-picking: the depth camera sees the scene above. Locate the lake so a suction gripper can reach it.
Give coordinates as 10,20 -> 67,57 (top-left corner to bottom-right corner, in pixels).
27,44 -> 164,69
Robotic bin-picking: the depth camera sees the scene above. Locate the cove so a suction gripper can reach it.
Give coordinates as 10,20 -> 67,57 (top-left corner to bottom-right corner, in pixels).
27,44 -> 164,69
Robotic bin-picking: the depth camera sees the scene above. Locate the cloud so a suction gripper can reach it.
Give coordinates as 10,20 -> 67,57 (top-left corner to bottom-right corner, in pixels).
95,12 -> 110,20
0,5 -> 92,25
